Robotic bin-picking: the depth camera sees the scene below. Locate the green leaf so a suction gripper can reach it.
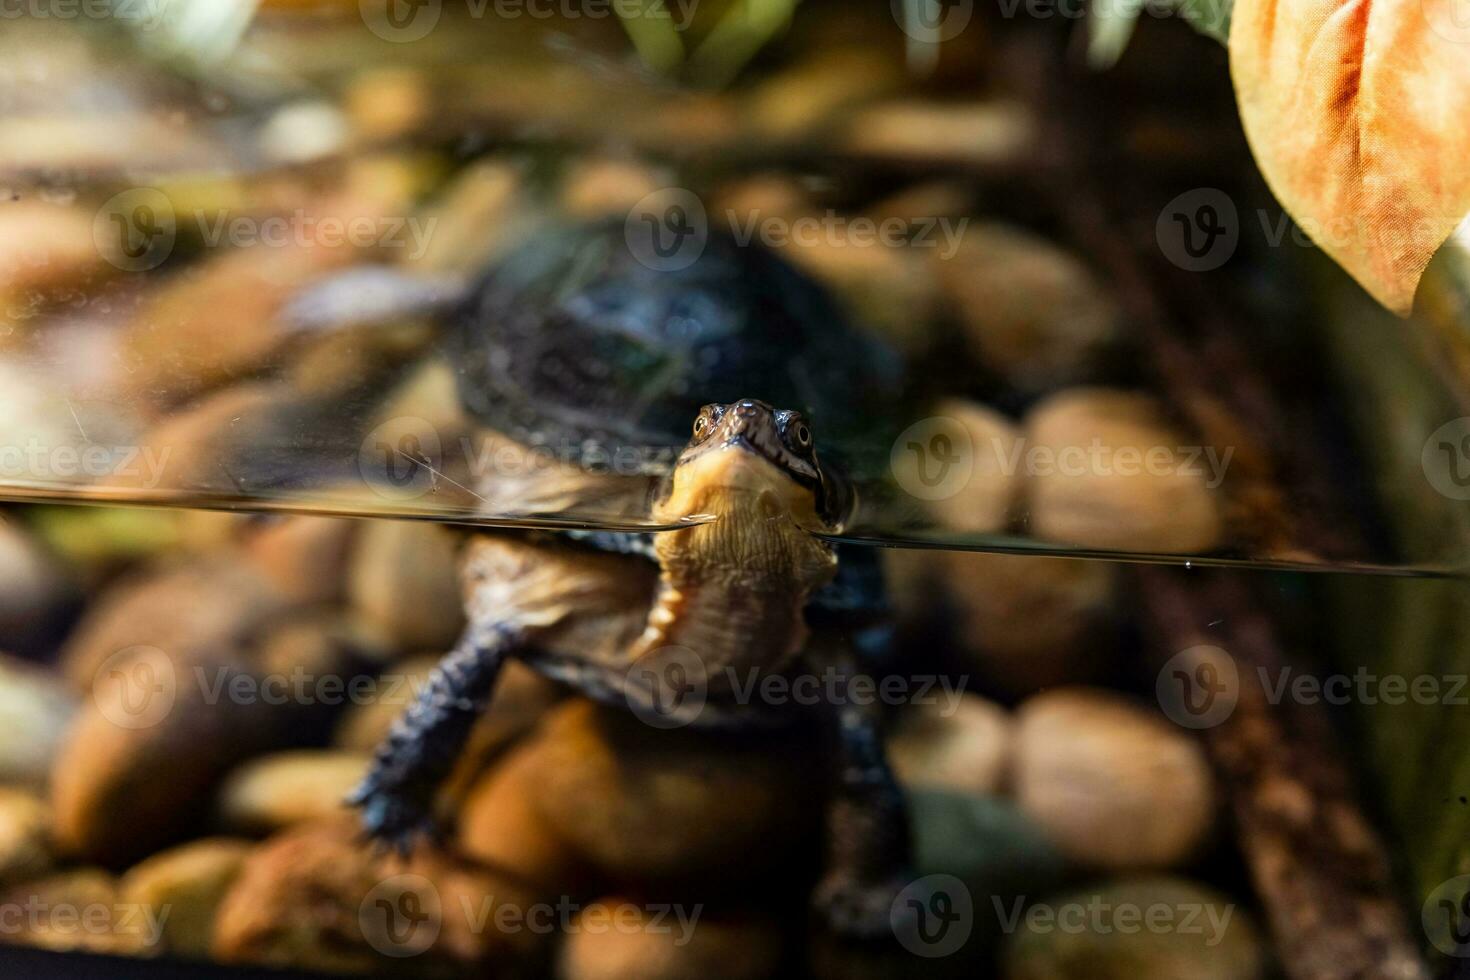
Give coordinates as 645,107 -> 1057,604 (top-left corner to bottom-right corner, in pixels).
1086,0 -> 1232,69
1176,0 -> 1233,42
614,0 -> 687,74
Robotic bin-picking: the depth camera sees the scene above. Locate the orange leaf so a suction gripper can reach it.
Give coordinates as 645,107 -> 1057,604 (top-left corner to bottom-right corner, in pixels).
1230,0 -> 1470,315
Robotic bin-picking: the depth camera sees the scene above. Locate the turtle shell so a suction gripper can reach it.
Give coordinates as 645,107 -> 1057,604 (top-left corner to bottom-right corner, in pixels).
444,217 -> 902,474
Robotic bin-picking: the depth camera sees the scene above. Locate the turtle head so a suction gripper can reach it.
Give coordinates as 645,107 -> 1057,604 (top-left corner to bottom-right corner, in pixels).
642,401 -> 847,671
657,399 -> 850,532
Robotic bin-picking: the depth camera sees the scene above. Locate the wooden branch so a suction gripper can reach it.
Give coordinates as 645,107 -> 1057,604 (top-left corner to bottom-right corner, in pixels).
1138,567 -> 1430,980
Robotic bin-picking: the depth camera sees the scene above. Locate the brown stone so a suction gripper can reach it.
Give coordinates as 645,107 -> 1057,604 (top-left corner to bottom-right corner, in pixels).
885,550 -> 1116,697
344,67 -> 431,142
528,701 -> 819,882
888,694 -> 1011,797
216,751 -> 371,835
746,48 -> 904,138
909,399 -> 1023,534
559,158 -> 664,220
212,817 -> 544,975
0,201 -> 112,312
779,232 -> 940,356
458,743 -> 583,894
252,610 -> 390,685
843,101 -> 1033,166
243,516 -> 357,606
1012,688 -> 1216,870
117,227 -> 362,406
118,837 -> 254,960
51,647 -> 284,865
285,319 -> 436,400
346,520 -> 465,653
1002,876 -> 1264,980
59,556 -> 286,691
0,788 -> 52,887
0,868 -> 155,956
712,174 -> 813,229
864,181 -> 975,227
934,225 -> 1121,393
557,899 -> 781,980
111,381 -> 324,497
1022,388 -> 1226,554
406,160 -> 532,275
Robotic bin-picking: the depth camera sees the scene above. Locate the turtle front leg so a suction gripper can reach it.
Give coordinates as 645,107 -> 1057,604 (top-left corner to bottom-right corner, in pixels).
810,638 -> 915,939
348,619 -> 520,853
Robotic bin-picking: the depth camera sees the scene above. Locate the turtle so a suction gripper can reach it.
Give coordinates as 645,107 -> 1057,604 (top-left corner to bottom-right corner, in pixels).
288,216 -> 903,479
347,398 -> 915,937
292,216 -> 914,934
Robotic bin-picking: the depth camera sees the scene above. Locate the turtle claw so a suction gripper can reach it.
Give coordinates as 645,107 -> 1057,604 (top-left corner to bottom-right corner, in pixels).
348,779 -> 438,857
813,871 -> 909,940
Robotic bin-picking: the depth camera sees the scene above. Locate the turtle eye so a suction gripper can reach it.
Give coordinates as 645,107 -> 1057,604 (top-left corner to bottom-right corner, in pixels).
692,414 -> 710,438
790,421 -> 813,452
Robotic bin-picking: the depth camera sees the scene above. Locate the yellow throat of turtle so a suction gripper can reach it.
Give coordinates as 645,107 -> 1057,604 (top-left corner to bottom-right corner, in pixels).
632,400 -> 840,678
